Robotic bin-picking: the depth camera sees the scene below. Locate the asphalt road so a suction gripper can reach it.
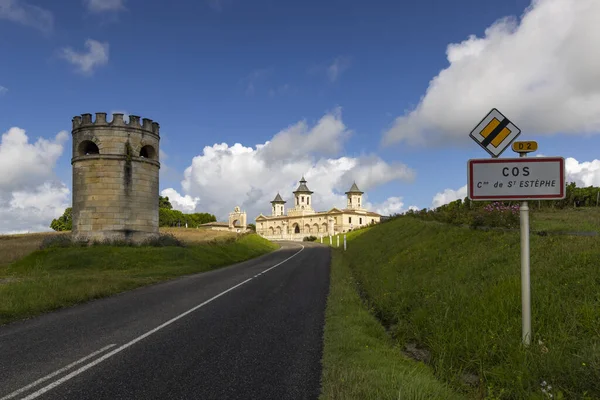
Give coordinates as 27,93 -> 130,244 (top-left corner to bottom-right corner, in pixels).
0,241 -> 331,400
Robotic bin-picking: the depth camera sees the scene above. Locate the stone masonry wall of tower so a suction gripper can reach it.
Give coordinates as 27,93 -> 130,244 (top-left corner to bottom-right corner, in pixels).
71,112 -> 160,243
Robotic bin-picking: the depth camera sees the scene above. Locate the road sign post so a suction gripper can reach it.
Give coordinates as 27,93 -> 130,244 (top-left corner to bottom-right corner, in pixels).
518,151 -> 532,346
468,110 -> 565,347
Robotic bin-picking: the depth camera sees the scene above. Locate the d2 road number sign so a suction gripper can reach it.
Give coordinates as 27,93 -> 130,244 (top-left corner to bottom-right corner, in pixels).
468,157 -> 565,200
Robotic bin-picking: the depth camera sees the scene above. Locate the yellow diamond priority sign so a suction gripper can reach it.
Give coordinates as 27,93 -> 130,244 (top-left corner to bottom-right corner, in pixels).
469,108 -> 521,158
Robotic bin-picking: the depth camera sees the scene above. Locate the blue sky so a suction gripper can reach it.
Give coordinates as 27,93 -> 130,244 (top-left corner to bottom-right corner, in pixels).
1,0 -> 599,232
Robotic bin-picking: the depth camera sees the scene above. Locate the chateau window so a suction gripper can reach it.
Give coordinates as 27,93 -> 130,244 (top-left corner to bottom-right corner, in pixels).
302,196 -> 304,203
359,218 -> 362,224
349,217 -> 352,223
307,197 -> 310,205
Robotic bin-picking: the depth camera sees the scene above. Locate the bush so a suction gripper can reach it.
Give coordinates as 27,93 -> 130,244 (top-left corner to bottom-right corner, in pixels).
141,233 -> 185,247
470,202 -> 520,229
40,233 -> 186,249
39,234 -> 79,249
303,235 -> 318,242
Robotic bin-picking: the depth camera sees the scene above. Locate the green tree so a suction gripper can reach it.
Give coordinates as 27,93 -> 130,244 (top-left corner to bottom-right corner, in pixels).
159,196 -> 173,210
50,207 -> 73,231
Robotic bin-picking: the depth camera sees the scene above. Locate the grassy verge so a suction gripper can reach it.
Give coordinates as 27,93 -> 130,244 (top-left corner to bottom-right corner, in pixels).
0,234 -> 278,325
530,207 -> 600,232
319,248 -> 463,400
339,215 -> 600,399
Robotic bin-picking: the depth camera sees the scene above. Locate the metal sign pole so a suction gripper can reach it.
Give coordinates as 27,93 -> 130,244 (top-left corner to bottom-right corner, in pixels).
520,151 -> 532,346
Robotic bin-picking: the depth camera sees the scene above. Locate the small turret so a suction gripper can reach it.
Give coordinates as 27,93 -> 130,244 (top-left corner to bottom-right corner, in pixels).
270,192 -> 286,216
345,181 -> 364,210
292,176 -> 314,211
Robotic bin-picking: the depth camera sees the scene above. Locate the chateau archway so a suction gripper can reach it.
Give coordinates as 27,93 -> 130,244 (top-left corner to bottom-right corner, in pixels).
228,206 -> 247,231
292,223 -> 300,234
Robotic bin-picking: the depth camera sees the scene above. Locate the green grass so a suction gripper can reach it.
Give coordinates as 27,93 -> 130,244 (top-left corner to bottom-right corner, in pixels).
319,249 -> 464,400
530,207 -> 600,232
334,210 -> 599,399
0,234 -> 278,326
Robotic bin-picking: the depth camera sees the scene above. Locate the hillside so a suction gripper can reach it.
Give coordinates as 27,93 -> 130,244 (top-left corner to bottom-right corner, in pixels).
329,207 -> 599,399
0,230 -> 276,326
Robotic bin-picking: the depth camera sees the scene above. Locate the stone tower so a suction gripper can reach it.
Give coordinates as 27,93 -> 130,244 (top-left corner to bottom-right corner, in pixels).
71,112 -> 160,243
270,193 -> 286,216
345,182 -> 364,210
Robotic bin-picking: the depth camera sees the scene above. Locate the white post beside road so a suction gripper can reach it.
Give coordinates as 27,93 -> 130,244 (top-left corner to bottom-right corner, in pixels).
343,234 -> 346,251
320,235 -> 323,244
336,235 -> 339,247
520,151 -> 531,346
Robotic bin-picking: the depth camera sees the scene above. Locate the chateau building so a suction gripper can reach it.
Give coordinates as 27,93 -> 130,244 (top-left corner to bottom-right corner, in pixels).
255,177 -> 381,240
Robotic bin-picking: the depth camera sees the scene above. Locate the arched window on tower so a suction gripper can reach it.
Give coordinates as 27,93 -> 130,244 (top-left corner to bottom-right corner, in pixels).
78,140 -> 99,156
140,145 -> 156,160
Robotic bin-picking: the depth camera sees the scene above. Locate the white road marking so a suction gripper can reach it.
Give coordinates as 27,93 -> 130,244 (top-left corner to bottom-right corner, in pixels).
0,344 -> 116,400
17,244 -> 305,400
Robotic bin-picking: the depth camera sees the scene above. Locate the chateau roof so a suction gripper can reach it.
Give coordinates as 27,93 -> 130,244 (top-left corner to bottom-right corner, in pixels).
270,192 -> 286,203
293,176 -> 313,194
345,181 -> 364,194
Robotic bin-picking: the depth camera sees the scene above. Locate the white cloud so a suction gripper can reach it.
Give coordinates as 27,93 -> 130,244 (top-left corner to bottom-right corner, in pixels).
259,107 -> 351,163
242,68 -> 273,96
0,127 -> 70,234
1,182 -> 70,234
565,157 -> 600,187
60,39 -> 109,75
160,188 -> 200,213
165,110 -> 415,221
0,127 -> 68,192
0,86 -> 7,95
327,56 -> 352,83
372,196 -> 409,216
0,0 -> 53,33
432,185 -> 468,208
383,0 -> 600,147
268,84 -> 291,98
309,56 -> 352,83
84,0 -> 125,12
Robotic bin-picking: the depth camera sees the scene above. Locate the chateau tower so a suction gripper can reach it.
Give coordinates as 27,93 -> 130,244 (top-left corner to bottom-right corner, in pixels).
71,113 -> 160,243
345,181 -> 364,210
292,176 -> 314,212
270,193 -> 286,216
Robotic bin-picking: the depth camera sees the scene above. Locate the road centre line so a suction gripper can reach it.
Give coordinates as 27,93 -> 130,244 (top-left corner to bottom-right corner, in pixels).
14,245 -> 305,400
0,344 -> 116,400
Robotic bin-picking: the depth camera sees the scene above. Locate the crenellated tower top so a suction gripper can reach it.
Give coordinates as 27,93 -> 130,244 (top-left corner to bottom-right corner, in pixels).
72,113 -> 160,136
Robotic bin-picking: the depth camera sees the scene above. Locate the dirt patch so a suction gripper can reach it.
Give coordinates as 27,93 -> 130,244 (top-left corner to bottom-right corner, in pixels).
402,342 -> 432,364
0,277 -> 21,285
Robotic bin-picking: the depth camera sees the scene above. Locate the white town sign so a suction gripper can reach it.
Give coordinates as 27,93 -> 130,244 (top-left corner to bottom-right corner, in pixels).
467,157 -> 565,201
